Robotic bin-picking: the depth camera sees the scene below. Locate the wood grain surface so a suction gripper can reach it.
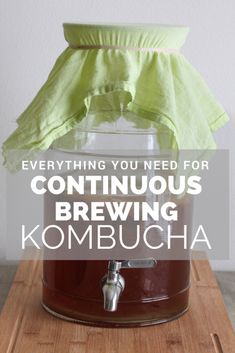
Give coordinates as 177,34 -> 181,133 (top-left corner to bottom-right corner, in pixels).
0,253 -> 234,353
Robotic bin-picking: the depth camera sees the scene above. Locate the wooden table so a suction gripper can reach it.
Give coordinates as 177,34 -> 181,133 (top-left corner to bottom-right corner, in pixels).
0,255 -> 234,353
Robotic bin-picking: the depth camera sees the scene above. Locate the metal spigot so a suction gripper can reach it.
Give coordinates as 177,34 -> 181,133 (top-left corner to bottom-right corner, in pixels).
101,258 -> 157,312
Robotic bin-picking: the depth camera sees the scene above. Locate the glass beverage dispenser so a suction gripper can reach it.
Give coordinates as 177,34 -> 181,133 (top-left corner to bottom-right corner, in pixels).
42,110 -> 193,326
2,23 -> 229,327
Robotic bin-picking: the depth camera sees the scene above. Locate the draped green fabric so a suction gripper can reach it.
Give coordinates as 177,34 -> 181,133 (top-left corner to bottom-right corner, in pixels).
2,23 -> 229,171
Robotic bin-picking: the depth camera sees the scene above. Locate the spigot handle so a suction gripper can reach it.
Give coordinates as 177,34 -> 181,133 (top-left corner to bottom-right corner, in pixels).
121,258 -> 157,269
108,258 -> 157,272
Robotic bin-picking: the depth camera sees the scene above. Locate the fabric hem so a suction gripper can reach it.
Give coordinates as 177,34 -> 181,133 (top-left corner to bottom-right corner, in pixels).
209,112 -> 229,132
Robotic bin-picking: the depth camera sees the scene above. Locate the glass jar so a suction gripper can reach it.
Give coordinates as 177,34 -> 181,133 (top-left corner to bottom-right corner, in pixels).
1,22 -> 227,328
42,109 -> 192,327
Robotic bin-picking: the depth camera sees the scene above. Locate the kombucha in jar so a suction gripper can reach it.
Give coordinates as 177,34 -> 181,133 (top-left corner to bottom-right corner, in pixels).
42,111 -> 192,327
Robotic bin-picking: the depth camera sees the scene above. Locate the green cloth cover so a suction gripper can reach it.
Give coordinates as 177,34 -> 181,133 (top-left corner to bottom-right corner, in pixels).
2,23 -> 229,171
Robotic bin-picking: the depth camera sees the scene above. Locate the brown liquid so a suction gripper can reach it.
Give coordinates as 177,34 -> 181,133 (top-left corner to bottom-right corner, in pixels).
43,259 -> 190,327
42,193 -> 192,327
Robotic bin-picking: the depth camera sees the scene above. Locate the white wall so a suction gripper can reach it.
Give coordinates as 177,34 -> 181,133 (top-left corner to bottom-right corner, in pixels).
0,0 -> 234,269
